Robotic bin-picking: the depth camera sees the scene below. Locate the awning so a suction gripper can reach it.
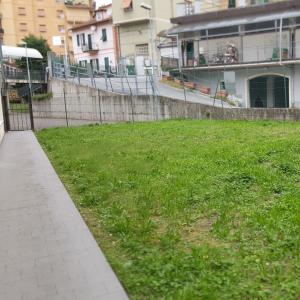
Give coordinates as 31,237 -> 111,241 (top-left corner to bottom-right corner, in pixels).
167,9 -> 300,35
122,0 -> 132,10
1,46 -> 43,59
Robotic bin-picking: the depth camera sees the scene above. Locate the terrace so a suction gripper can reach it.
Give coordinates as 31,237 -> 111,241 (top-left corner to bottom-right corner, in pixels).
166,0 -> 300,71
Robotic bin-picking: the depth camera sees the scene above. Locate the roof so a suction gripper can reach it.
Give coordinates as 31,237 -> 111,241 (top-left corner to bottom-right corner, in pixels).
1,46 -> 43,59
171,0 -> 300,25
167,9 -> 300,35
70,17 -> 112,30
94,3 -> 111,12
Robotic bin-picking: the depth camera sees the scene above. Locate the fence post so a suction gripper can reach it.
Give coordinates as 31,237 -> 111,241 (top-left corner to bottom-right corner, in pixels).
125,73 -> 132,95
27,84 -> 35,131
120,75 -> 125,93
97,89 -> 103,124
181,73 -> 187,102
77,67 -> 80,84
108,76 -> 113,92
1,88 -> 10,131
63,85 -> 69,127
135,76 -> 138,95
105,73 -> 108,90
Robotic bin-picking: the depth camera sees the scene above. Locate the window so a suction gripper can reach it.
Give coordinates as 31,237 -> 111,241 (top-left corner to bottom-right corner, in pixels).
37,9 -> 45,17
79,60 -> 87,67
19,23 -> 27,32
39,24 -> 47,32
101,28 -> 107,42
76,34 -> 80,46
58,25 -> 65,33
18,7 -> 26,15
123,0 -> 133,11
90,58 -> 99,71
250,0 -> 269,4
228,0 -> 236,8
136,44 -> 149,56
56,10 -> 64,19
81,33 -> 86,45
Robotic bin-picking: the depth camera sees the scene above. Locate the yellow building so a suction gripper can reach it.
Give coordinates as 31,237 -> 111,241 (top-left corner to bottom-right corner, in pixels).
0,0 -> 91,57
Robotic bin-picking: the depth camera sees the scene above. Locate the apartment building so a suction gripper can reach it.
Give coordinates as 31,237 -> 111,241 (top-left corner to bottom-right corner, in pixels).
71,1 -> 118,71
113,0 -> 194,75
0,0 -> 90,57
166,0 -> 300,108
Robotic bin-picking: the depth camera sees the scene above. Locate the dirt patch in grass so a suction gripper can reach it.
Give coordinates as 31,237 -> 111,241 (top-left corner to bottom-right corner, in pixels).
181,215 -> 224,247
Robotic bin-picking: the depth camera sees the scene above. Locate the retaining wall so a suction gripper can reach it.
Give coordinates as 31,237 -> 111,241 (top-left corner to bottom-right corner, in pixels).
32,79 -> 300,125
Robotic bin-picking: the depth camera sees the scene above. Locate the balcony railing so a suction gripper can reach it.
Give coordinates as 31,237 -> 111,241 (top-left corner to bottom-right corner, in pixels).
178,42 -> 300,69
3,69 -> 46,82
82,44 -> 99,52
176,0 -> 283,17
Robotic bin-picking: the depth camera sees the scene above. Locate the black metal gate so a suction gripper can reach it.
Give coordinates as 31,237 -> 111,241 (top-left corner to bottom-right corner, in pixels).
2,87 -> 34,131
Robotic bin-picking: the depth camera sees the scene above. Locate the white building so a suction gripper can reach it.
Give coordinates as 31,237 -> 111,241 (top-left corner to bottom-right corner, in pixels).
71,2 -> 118,73
167,0 -> 300,108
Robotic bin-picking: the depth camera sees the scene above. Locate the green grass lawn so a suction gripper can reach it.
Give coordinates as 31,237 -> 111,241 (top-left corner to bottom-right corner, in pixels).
37,120 -> 300,299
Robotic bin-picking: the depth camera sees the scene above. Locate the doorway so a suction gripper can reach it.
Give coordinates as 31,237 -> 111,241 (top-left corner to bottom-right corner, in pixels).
249,75 -> 289,108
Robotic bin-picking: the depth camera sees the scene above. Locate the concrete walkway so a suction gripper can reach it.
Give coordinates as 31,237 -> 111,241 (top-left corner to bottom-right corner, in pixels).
0,132 -> 128,300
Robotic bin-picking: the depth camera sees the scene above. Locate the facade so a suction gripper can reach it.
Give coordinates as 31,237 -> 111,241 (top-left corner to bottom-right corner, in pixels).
71,1 -> 118,71
0,0 -> 90,57
112,0 -> 282,75
166,0 -> 300,108
112,0 -> 190,75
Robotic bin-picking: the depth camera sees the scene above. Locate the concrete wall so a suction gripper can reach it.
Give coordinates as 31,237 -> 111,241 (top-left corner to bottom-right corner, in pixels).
32,79 -> 300,127
0,89 -> 4,143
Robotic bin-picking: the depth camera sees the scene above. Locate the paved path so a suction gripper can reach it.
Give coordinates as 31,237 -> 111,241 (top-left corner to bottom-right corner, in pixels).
0,132 -> 128,300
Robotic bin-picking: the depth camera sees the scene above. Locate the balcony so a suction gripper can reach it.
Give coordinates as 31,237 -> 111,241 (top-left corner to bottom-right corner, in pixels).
175,0 -> 283,17
178,40 -> 300,71
81,44 -> 99,52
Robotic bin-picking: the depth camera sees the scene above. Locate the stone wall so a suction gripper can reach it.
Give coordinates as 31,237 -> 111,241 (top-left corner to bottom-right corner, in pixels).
32,79 -> 300,127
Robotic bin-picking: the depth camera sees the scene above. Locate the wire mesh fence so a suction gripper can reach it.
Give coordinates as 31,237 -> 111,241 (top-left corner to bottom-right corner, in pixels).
32,87 -> 161,130
30,79 -> 300,132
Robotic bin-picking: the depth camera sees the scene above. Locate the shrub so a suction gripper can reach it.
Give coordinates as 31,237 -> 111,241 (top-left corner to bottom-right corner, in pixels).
32,92 -> 53,102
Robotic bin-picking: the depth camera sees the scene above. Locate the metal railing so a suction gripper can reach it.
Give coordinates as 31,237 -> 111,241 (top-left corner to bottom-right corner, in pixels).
3,69 -> 46,82
176,42 -> 300,69
51,59 -> 159,96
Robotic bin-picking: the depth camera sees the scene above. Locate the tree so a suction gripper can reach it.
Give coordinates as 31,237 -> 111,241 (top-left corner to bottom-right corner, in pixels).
16,34 -> 51,70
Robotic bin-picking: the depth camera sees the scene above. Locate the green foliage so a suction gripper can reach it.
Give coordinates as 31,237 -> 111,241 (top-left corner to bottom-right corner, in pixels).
32,92 -> 53,102
16,34 -> 51,70
37,120 -> 300,299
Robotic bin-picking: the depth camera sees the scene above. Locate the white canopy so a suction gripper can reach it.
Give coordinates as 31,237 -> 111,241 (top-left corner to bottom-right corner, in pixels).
1,46 -> 43,59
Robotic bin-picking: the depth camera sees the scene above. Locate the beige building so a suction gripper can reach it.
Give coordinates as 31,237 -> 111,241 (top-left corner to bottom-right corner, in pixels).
113,0 -> 185,74
0,0 -> 91,57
